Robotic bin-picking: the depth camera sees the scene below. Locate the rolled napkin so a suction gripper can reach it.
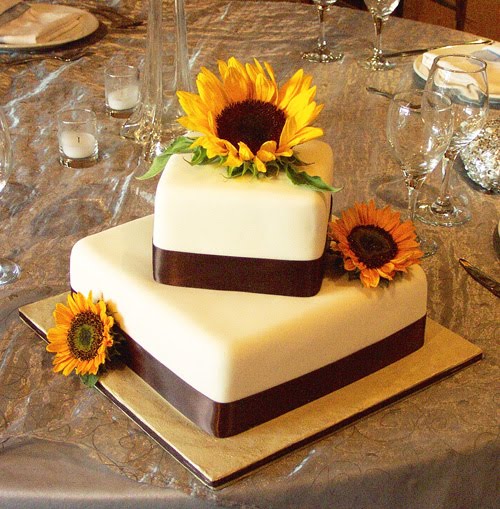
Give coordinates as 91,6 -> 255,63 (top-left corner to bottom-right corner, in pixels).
0,3 -> 81,45
422,43 -> 500,96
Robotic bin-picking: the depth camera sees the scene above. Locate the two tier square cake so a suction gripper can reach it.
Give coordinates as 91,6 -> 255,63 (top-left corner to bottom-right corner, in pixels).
68,58 -> 426,437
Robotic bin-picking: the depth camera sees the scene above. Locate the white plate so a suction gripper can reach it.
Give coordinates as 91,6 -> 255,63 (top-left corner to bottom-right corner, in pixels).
413,44 -> 500,102
0,4 -> 99,51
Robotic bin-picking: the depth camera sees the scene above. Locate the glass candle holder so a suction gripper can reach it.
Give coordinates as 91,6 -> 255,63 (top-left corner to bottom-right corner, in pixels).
58,108 -> 98,168
105,64 -> 140,118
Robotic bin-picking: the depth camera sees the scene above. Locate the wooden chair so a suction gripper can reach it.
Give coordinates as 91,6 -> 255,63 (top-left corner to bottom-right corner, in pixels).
429,0 -> 468,30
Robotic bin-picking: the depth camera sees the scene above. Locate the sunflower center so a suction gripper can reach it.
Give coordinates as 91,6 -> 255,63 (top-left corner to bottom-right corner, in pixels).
215,99 -> 286,155
347,225 -> 398,269
68,311 -> 104,361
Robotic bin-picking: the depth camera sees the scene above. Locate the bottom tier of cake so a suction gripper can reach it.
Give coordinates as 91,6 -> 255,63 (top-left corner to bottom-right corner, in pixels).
70,216 -> 427,437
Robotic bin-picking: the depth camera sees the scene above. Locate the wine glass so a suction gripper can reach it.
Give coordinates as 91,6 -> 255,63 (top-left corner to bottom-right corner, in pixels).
0,108 -> 20,285
302,0 -> 344,63
417,54 -> 489,227
360,0 -> 400,71
387,90 -> 453,257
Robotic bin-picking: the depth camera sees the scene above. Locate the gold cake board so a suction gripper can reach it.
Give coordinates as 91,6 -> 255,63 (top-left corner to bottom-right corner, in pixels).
19,293 -> 482,489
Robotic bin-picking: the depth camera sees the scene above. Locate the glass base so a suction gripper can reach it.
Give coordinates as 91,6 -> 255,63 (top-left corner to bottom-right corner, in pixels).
59,153 -> 98,169
302,48 -> 344,63
0,258 -> 20,285
416,202 -> 472,227
107,106 -> 137,119
359,56 -> 395,71
417,235 -> 438,258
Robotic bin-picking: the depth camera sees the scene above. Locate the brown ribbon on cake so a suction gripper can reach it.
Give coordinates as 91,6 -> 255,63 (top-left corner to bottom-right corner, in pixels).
153,245 -> 327,297
122,316 -> 426,438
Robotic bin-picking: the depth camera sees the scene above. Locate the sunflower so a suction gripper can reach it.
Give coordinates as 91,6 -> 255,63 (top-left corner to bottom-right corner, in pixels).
46,292 -> 114,378
329,201 -> 423,288
176,57 -> 324,174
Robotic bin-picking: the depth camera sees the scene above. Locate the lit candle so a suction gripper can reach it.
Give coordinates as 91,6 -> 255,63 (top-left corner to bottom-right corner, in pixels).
107,84 -> 140,111
60,131 -> 97,159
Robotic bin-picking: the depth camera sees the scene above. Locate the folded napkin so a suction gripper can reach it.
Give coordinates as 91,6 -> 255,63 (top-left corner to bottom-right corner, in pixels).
422,43 -> 500,96
0,0 -> 21,16
0,3 -> 81,44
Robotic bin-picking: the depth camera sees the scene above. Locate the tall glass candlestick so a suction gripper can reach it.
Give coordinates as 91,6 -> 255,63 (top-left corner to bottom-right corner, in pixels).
120,0 -> 162,148
121,0 -> 191,161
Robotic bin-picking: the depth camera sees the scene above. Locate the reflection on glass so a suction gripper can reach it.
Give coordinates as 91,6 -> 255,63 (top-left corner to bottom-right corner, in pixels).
387,90 -> 453,256
0,108 -> 20,285
418,54 -> 489,226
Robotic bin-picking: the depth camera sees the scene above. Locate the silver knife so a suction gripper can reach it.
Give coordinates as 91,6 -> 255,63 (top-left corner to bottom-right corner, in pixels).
384,39 -> 493,59
0,2 -> 30,28
459,258 -> 500,298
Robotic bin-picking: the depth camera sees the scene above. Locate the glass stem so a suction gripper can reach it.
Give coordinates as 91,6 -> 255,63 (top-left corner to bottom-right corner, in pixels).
120,0 -> 163,143
372,15 -> 383,60
406,174 -> 425,224
174,0 -> 191,96
317,5 -> 327,50
431,151 -> 458,213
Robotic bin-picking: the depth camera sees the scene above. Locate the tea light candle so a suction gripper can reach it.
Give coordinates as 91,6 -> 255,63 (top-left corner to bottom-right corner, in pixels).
57,108 -> 98,168
60,131 -> 97,159
105,64 -> 140,117
107,84 -> 140,111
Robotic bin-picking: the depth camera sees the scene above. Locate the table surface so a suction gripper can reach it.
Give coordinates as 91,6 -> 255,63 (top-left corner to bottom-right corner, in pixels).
0,1 -> 498,508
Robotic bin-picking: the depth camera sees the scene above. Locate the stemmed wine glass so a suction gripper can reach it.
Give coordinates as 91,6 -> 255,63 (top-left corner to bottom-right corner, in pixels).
360,0 -> 400,71
302,0 -> 344,63
387,90 -> 453,257
417,54 -> 489,227
0,108 -> 20,285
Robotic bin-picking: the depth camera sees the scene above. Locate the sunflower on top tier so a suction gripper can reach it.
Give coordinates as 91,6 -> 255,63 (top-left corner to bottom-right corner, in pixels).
177,57 -> 323,174
140,57 -> 340,192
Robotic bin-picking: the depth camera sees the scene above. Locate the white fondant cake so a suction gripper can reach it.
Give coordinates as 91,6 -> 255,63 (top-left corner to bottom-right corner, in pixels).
153,140 -> 333,261
70,215 -> 427,404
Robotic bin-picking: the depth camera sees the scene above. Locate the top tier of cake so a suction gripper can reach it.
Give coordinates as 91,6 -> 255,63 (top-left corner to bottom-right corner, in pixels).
153,139 -> 333,260
152,139 -> 334,296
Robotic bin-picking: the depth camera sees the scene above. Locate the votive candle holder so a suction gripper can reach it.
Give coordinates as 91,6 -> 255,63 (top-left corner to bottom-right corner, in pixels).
58,108 -> 98,168
105,64 -> 140,118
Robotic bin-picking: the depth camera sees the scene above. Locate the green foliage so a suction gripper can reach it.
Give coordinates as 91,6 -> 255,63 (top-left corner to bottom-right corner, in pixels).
137,136 -> 194,180
137,136 -> 342,193
80,373 -> 99,388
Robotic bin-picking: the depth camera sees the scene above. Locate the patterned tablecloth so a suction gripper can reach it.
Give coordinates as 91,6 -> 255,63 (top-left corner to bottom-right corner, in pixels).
0,1 -> 498,508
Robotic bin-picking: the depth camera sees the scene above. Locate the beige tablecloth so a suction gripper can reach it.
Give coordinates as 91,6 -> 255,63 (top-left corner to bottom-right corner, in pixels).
0,1 -> 498,508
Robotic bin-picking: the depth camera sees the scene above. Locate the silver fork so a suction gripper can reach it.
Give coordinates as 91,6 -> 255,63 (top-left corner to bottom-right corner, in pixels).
0,49 -> 93,66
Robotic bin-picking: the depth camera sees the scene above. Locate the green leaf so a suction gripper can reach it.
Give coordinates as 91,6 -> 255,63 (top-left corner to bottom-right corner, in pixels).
285,166 -> 342,193
137,152 -> 171,180
80,373 -> 99,388
136,136 -> 195,180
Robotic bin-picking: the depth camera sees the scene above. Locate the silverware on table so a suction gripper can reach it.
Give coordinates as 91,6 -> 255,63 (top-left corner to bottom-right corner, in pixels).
0,48 -> 93,66
383,38 -> 493,58
459,258 -> 500,298
366,87 -> 394,100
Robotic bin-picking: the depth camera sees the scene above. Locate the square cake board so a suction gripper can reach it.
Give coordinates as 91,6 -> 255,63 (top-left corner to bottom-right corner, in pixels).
19,293 -> 482,489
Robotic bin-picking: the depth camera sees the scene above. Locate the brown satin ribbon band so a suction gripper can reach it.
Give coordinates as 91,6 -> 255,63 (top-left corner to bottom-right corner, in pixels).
121,315 -> 426,438
152,244 -> 327,297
